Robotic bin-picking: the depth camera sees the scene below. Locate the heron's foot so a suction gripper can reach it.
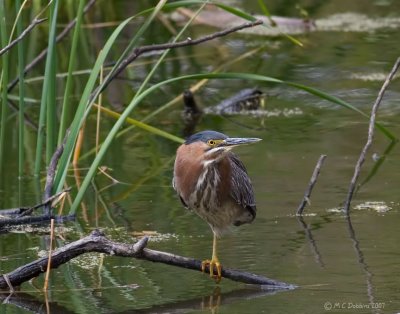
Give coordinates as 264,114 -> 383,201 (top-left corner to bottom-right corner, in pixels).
201,258 -> 222,283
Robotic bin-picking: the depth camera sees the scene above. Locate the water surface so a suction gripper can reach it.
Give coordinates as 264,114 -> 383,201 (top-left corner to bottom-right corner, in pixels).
1,1 -> 400,313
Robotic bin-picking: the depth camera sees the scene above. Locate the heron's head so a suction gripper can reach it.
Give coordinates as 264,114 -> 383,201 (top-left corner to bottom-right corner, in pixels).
182,130 -> 261,163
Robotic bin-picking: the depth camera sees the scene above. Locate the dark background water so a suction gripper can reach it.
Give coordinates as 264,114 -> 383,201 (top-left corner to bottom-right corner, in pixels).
1,1 -> 400,313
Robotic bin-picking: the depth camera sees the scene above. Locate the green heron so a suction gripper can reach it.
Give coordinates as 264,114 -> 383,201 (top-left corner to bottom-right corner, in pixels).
173,130 -> 261,282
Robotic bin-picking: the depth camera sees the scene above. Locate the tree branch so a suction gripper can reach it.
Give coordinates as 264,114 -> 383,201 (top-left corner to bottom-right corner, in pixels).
100,19 -> 263,93
0,18 -> 47,56
343,57 -> 400,215
0,230 -> 296,290
43,130 -> 69,215
296,154 -> 327,215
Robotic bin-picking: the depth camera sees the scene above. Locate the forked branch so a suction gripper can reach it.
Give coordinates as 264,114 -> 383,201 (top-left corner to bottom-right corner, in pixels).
0,230 -> 296,290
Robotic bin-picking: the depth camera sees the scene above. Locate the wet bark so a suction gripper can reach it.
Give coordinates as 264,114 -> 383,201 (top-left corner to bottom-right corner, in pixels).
0,230 -> 296,290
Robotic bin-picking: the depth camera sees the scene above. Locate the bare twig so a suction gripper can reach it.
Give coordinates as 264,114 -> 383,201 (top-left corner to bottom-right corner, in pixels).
296,155 -> 327,215
7,0 -> 97,92
343,57 -> 400,215
0,230 -> 296,290
100,20 -> 264,93
43,130 -> 69,215
0,18 -> 47,56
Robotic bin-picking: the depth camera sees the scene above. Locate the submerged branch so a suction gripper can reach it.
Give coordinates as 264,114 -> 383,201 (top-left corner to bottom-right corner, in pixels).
0,230 -> 296,290
296,155 -> 327,215
0,189 -> 71,218
43,130 -> 69,215
0,214 -> 75,230
343,57 -> 400,215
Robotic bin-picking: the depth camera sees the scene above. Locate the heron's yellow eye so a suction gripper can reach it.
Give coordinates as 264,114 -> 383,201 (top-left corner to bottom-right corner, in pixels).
207,140 -> 216,146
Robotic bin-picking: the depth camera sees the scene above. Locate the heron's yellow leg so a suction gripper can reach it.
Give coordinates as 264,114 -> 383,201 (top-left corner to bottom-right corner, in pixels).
201,233 -> 222,282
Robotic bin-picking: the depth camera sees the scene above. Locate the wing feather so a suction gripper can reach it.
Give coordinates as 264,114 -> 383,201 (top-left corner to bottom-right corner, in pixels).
228,152 -> 257,217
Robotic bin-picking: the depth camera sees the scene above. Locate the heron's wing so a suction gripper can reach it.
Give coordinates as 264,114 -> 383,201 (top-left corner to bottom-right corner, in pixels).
172,177 -> 189,209
228,152 -> 257,215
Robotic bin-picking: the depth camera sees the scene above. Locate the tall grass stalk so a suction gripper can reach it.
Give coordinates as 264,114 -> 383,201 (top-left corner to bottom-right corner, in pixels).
96,66 -> 104,155
45,0 -> 59,166
34,0 -> 60,175
16,0 -> 26,177
94,105 -> 184,144
58,0 -> 85,145
0,0 -> 9,170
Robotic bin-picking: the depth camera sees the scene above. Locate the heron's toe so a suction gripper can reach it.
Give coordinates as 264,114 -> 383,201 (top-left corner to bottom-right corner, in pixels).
201,258 -> 222,283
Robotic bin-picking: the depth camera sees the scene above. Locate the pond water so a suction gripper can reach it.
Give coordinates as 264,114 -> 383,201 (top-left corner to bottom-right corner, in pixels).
1,1 -> 400,313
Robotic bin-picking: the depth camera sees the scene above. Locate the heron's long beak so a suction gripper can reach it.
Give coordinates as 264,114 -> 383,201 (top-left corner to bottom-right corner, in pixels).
222,137 -> 262,148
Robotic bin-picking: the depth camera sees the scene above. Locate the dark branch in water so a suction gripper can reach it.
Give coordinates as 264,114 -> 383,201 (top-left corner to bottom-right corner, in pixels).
100,20 -> 264,93
0,18 -> 47,56
343,57 -> 400,215
6,188 -> 71,218
296,154 -> 327,215
0,230 -> 296,290
0,132 -> 71,225
43,130 -> 69,215
0,293 -> 75,314
0,214 -> 75,231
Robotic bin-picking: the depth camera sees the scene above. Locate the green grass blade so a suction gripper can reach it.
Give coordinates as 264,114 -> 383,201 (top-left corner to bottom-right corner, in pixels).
96,105 -> 184,144
286,81 -> 396,141
34,0 -> 59,176
46,0 -> 59,165
0,0 -> 9,169
16,0 -> 26,177
58,0 -> 85,145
